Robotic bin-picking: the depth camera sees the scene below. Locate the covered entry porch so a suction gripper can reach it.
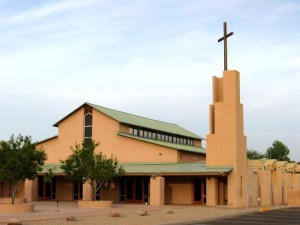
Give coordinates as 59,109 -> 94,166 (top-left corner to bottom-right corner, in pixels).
122,162 -> 232,206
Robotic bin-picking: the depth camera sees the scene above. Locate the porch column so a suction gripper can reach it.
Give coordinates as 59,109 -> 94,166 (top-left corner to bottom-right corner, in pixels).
82,183 -> 92,201
206,177 -> 218,206
292,174 -> 300,190
272,171 -> 283,205
24,179 -> 36,202
259,170 -> 272,206
150,176 -> 165,206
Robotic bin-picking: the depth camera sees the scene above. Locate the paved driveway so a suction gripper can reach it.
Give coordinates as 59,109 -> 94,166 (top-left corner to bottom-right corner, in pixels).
193,207 -> 300,225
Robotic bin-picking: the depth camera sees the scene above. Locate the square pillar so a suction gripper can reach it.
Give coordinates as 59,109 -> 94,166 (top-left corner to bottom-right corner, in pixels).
206,177 -> 218,206
24,179 -> 38,202
292,174 -> 300,191
283,173 -> 292,204
272,171 -> 283,205
150,176 -> 165,206
82,183 -> 92,201
259,170 -> 272,206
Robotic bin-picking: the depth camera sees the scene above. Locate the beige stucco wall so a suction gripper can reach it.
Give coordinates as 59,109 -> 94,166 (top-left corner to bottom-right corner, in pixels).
283,173 -> 292,204
292,174 -> 300,190
91,109 -> 179,163
178,151 -> 205,163
288,190 -> 300,206
206,177 -> 218,206
38,108 -> 85,163
150,177 -> 165,206
24,179 -> 38,202
272,171 -> 283,205
247,168 -> 259,207
165,177 -> 193,204
259,170 -> 272,206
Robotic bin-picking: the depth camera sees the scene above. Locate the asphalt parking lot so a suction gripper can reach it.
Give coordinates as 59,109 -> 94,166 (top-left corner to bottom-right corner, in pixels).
194,207 -> 300,225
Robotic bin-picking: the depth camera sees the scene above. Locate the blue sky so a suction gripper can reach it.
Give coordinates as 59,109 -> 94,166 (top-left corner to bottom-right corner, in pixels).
0,0 -> 300,161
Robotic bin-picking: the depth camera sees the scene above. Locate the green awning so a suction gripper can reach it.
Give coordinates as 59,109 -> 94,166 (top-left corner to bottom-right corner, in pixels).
41,162 -> 232,176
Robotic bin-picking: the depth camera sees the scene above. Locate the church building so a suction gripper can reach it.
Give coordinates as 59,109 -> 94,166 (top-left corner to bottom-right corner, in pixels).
1,71 -> 300,207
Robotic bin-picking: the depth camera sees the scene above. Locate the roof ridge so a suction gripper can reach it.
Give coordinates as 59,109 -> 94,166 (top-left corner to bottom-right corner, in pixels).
86,102 -> 180,127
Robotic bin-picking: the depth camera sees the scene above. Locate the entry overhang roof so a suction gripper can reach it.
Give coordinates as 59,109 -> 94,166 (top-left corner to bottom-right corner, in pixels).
40,162 -> 232,176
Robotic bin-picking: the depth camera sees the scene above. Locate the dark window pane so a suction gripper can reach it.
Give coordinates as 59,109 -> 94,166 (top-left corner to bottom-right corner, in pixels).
85,126 -> 92,137
85,113 -> 92,126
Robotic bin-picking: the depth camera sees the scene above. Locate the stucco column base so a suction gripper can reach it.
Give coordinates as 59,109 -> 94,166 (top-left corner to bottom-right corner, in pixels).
150,176 -> 165,206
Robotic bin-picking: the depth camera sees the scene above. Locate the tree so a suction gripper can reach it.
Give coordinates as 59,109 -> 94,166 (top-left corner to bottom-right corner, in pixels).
265,140 -> 291,161
0,134 -> 47,204
247,149 -> 265,159
60,139 -> 125,201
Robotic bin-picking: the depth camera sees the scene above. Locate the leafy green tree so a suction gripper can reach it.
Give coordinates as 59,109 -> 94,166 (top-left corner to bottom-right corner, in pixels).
265,140 -> 291,161
60,139 -> 125,201
247,149 -> 265,159
0,134 -> 47,204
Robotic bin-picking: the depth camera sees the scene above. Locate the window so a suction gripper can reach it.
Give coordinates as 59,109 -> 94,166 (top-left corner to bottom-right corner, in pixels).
152,133 -> 156,139
128,126 -> 194,146
139,130 -> 144,137
84,113 -> 92,139
157,133 -> 161,140
144,130 -> 148,138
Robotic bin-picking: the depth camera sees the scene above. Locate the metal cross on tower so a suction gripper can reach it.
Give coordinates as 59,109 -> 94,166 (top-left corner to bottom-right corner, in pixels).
218,22 -> 234,71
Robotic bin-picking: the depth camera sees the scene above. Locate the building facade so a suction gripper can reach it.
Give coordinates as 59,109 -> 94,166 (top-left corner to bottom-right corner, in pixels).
1,70 -> 299,207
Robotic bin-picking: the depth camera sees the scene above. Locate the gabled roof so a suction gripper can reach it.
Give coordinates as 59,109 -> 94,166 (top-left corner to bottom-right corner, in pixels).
40,162 -> 232,176
118,132 -> 206,154
54,102 -> 203,140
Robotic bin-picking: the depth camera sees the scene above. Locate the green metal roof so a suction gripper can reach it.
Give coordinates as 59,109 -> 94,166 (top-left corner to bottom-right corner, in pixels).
121,162 -> 232,175
40,162 -> 232,175
86,102 -> 203,139
40,164 -> 64,174
118,132 -> 206,154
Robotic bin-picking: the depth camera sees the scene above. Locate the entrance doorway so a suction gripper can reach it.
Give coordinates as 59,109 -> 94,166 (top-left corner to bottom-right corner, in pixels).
120,176 -> 149,203
73,181 -> 83,200
38,176 -> 56,200
193,178 -> 206,204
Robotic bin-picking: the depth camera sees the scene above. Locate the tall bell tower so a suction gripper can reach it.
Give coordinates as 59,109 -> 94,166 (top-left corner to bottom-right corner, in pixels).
206,70 -> 248,208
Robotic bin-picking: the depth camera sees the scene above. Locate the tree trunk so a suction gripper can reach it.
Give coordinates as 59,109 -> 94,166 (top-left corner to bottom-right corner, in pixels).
90,181 -> 96,201
9,181 -> 21,204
